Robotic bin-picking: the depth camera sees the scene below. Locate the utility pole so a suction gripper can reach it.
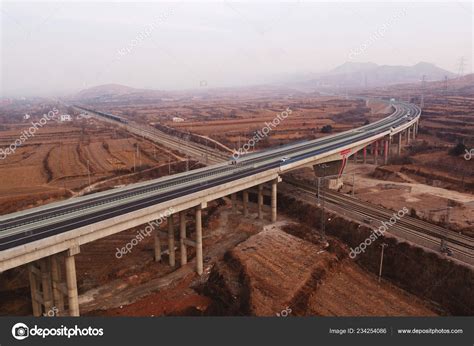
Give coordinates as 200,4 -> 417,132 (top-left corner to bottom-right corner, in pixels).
429,205 -> 451,251
133,144 -> 137,173
443,204 -> 451,250
352,173 -> 355,196
378,243 -> 388,283
321,181 -> 326,241
317,176 -> 321,206
86,159 -> 91,191
138,144 -> 141,167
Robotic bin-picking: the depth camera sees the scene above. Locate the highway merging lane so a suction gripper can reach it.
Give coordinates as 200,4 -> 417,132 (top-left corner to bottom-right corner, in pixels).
0,101 -> 420,251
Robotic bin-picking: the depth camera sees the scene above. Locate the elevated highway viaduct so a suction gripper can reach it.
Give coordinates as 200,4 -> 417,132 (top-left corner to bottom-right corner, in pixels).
0,100 -> 420,316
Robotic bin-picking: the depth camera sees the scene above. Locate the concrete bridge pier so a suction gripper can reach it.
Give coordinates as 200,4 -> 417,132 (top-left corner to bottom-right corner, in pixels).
40,258 -> 54,313
51,255 -> 65,315
230,193 -> 236,212
195,205 -> 203,275
406,127 -> 411,144
179,211 -> 187,266
154,228 -> 162,262
271,179 -> 278,222
313,161 -> 344,190
383,139 -> 389,165
27,263 -> 42,316
397,132 -> 402,155
65,247 -> 80,316
374,141 -> 379,165
363,147 -> 367,164
168,215 -> 176,267
27,248 -> 79,317
243,190 -> 249,216
258,184 -> 264,220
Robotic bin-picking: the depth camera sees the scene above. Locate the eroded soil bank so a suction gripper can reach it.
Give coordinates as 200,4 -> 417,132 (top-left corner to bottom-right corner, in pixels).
275,192 -> 474,316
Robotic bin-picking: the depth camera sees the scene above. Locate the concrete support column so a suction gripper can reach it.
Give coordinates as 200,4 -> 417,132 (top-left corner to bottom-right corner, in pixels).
40,258 -> 53,312
65,253 -> 79,316
195,206 -> 203,275
168,215 -> 175,267
363,147 -> 367,164
271,179 -> 277,222
242,190 -> 249,217
406,128 -> 410,144
231,193 -> 236,212
412,123 -> 416,139
374,141 -> 379,165
28,264 -> 42,317
397,132 -> 402,155
258,184 -> 263,220
179,211 -> 187,266
51,255 -> 65,315
384,140 -> 389,165
154,229 -> 161,262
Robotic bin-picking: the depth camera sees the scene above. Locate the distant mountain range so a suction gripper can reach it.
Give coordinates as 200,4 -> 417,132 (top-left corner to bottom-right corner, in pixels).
71,83 -> 305,102
72,62 -> 458,101
74,84 -> 150,100
285,62 -> 456,90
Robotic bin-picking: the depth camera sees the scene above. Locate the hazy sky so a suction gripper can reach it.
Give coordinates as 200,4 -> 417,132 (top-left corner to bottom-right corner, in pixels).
1,1 -> 472,97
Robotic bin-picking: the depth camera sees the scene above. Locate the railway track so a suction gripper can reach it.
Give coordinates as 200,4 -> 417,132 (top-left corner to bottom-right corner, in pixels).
1,101 -> 421,252
74,105 -> 228,165
284,178 -> 474,264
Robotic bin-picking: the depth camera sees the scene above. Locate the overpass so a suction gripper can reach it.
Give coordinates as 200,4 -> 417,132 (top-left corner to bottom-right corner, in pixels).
0,100 -> 420,316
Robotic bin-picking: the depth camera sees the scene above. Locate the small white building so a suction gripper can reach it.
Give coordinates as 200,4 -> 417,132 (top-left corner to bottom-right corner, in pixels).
60,114 -> 72,122
172,117 -> 184,122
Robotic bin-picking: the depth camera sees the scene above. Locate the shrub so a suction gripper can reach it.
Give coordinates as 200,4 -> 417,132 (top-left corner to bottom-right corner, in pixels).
448,142 -> 467,156
321,125 -> 333,133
